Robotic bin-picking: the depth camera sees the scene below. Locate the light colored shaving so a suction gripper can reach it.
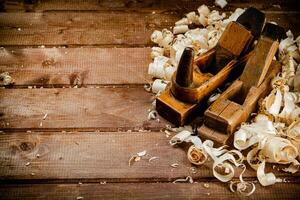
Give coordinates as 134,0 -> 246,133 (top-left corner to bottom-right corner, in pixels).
149,157 -> 159,163
129,150 -> 147,166
0,72 -> 14,86
171,163 -> 179,168
148,110 -> 158,120
173,176 -> 194,183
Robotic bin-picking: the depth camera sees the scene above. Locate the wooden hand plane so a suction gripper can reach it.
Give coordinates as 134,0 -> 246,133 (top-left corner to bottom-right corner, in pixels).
156,7 -> 265,126
199,23 -> 285,145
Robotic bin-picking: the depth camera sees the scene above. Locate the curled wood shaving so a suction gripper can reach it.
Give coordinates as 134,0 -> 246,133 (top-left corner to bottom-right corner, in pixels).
144,83 -> 151,92
173,176 -> 193,183
169,130 -> 202,148
0,72 -> 14,86
229,164 -> 256,196
128,155 -> 140,166
215,0 -> 227,8
128,150 -> 147,166
187,145 -> 208,165
171,129 -> 245,184
282,163 -> 299,173
235,102 -> 300,187
148,110 -> 158,120
173,25 -> 189,34
151,79 -> 169,94
207,93 -> 220,105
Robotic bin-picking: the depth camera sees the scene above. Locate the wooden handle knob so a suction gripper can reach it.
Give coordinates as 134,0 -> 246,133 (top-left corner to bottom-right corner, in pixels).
175,47 -> 194,87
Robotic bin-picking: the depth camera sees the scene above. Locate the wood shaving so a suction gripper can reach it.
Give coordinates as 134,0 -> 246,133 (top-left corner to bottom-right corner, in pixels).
149,157 -> 159,162
173,176 -> 193,183
164,130 -> 172,138
215,0 -> 227,8
148,110 -> 158,120
42,113 -> 48,120
129,150 -> 147,166
233,35 -> 300,186
190,167 -> 198,174
152,79 -> 169,94
137,150 -> 147,157
170,163 -> 179,168
0,72 -> 14,86
203,183 -> 209,188
173,25 -> 189,34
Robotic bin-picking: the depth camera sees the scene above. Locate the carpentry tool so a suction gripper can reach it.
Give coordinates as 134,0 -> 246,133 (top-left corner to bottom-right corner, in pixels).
156,7 -> 265,126
200,23 -> 285,145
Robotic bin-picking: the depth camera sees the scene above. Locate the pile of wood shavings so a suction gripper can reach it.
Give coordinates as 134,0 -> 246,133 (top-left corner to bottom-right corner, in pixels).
148,5 -> 244,96
146,4 -> 300,196
233,31 -> 300,186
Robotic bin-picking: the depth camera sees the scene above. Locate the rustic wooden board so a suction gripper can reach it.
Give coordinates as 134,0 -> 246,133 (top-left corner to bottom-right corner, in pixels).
3,0 -> 300,12
1,182 -> 300,200
0,88 -> 166,131
0,131 -> 298,182
0,131 -> 208,181
0,11 -> 178,46
0,12 -> 299,46
0,47 -> 151,85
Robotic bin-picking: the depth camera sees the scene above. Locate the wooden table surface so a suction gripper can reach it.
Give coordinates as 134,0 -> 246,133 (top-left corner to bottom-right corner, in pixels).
0,0 -> 299,199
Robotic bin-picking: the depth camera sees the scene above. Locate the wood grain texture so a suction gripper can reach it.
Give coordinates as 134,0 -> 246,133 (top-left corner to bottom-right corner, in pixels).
0,11 -> 178,46
0,88 -> 165,131
0,131 -> 211,181
0,12 -> 299,46
1,182 -> 300,200
0,47 -> 151,85
0,131 -> 299,182
3,0 -> 300,11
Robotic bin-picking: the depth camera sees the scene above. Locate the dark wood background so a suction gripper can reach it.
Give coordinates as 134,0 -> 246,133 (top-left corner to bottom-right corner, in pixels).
0,0 -> 299,199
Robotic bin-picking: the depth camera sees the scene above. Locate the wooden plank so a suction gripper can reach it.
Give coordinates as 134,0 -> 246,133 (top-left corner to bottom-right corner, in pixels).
0,131 -> 211,181
3,0 -> 300,12
0,88 -> 165,131
0,47 -> 151,85
0,11 -> 178,46
0,12 -> 299,46
0,131 -> 299,181
1,182 -> 300,200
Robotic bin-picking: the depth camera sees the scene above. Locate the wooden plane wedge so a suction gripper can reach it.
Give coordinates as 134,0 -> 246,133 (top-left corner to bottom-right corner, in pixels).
156,7 -> 265,126
200,23 -> 285,145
